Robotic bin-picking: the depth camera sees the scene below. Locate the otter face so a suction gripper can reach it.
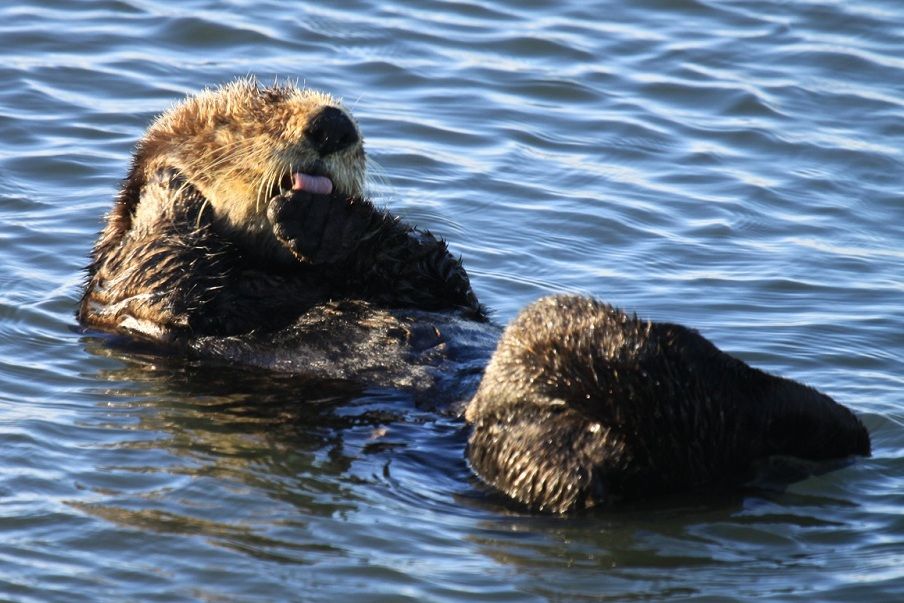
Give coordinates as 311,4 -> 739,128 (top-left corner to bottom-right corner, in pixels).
140,78 -> 366,229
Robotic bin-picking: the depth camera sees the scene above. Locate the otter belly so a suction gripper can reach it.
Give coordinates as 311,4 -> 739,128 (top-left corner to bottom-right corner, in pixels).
189,300 -> 501,408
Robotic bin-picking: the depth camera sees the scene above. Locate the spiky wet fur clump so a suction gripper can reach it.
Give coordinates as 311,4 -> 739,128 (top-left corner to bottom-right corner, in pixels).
464,295 -> 870,513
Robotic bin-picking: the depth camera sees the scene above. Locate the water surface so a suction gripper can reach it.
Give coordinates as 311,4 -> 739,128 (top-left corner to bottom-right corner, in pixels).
0,0 -> 902,601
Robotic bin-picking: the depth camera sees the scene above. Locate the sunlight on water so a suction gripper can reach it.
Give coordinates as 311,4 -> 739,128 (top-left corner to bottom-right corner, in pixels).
0,0 -> 901,601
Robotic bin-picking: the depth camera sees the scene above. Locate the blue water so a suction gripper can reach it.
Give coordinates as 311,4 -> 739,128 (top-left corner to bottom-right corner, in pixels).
1,0 -> 902,601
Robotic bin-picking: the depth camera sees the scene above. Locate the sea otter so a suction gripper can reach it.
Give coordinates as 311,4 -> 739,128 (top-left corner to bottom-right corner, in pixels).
464,295 -> 871,512
78,78 -> 482,346
79,78 -> 870,513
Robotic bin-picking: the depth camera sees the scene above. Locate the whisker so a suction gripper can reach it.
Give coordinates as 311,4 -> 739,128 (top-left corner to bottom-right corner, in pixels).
366,156 -> 392,196
175,138 -> 259,176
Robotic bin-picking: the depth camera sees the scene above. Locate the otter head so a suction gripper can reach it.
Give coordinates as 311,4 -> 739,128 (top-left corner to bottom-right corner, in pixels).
135,77 -> 366,241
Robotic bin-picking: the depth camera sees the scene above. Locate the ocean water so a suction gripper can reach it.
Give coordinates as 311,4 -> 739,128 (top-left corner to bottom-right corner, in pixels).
1,0 -> 902,601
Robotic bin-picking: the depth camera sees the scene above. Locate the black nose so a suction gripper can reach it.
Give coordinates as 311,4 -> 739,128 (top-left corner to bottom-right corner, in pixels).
304,106 -> 359,156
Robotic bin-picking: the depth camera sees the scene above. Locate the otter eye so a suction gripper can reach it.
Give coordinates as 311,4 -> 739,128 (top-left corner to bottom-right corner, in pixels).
303,107 -> 359,156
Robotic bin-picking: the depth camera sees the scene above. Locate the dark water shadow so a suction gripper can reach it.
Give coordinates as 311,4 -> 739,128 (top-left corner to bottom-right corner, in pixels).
74,332 -> 490,564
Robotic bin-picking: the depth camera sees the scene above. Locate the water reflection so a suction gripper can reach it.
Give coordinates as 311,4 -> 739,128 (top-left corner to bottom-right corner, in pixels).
75,339 -> 430,562
3,0 -> 902,596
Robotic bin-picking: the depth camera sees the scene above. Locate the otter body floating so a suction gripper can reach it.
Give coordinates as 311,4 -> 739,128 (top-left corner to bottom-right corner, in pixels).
464,295 -> 870,513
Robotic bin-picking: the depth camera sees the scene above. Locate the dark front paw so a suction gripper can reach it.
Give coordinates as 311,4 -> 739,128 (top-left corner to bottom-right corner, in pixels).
267,189 -> 329,262
267,190 -> 376,265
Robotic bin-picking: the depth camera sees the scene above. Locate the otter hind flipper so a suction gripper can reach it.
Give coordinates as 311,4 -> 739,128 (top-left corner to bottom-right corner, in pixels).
756,376 -> 871,460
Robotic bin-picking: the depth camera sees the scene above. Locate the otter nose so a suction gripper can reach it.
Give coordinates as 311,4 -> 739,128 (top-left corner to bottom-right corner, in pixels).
304,106 -> 359,156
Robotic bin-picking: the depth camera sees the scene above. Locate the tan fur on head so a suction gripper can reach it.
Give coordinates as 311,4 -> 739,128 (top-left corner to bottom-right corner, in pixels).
137,77 -> 366,231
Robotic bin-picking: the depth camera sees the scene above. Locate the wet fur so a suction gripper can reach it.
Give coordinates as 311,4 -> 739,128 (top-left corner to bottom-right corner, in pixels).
79,78 -> 483,341
464,295 -> 871,513
79,79 -> 870,514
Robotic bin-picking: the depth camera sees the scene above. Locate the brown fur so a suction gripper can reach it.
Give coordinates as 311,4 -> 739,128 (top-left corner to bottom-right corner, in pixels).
79,80 -> 869,514
91,79 -> 365,271
79,78 -> 482,341
465,295 -> 871,513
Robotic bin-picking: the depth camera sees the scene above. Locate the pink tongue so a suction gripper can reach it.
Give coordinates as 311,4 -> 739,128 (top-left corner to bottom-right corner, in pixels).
292,172 -> 333,195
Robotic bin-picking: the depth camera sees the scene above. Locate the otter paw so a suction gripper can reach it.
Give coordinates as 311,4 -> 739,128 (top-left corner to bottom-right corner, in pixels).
267,190 -> 373,265
267,189 -> 328,262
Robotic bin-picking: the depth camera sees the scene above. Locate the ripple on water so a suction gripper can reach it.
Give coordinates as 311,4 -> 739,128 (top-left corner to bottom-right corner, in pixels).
0,0 -> 901,600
